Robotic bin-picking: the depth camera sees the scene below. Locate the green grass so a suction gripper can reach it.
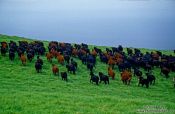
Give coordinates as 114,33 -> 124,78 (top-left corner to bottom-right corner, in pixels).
0,34 -> 175,114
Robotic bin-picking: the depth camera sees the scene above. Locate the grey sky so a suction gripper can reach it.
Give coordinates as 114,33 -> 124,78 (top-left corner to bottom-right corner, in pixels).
0,0 -> 175,50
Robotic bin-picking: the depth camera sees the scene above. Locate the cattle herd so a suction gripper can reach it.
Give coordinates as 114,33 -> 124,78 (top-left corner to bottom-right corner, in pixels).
0,40 -> 175,88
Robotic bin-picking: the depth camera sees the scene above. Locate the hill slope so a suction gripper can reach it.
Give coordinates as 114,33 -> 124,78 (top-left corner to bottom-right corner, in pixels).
0,34 -> 175,114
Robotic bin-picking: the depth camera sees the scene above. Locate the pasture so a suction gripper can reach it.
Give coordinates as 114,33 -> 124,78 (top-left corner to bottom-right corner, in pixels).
0,34 -> 175,114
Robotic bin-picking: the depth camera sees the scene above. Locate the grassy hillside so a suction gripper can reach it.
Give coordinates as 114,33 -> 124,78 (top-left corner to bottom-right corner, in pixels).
0,34 -> 175,114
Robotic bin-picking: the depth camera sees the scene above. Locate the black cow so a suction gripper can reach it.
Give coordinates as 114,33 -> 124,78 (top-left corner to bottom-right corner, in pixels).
9,41 -> 17,52
127,48 -> 133,55
99,72 -> 109,84
118,63 -> 125,72
94,47 -> 102,55
17,47 -> 25,57
35,56 -> 43,73
161,67 -> 170,78
64,54 -> 70,64
71,59 -> 77,69
27,53 -> 34,62
61,72 -> 68,81
118,45 -> 123,52
1,47 -> 7,56
144,63 -> 152,72
9,50 -> 15,61
36,46 -> 45,55
99,54 -> 108,64
146,73 -> 156,85
138,76 -> 149,88
90,72 -> 99,85
134,48 -> 141,56
35,62 -> 42,73
152,60 -> 160,67
87,54 -> 96,65
36,56 -> 43,65
87,63 -> 94,72
80,55 -> 87,65
134,68 -> 142,77
118,61 -> 131,72
66,64 -> 76,74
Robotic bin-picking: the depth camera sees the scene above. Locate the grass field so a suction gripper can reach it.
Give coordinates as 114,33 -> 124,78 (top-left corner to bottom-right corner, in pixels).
0,34 -> 175,114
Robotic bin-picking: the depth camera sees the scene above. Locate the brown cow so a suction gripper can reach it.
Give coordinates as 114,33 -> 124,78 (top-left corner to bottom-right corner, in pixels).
91,49 -> 97,57
1,42 -> 8,56
108,67 -> 115,80
50,48 -> 57,58
1,42 -> 8,48
115,58 -> 123,65
46,52 -> 53,62
114,52 -> 123,59
121,70 -> 132,85
57,55 -> 64,65
72,48 -> 78,57
79,49 -> 87,55
108,57 -> 115,68
20,54 -> 27,65
56,51 -> 61,57
52,64 -> 59,75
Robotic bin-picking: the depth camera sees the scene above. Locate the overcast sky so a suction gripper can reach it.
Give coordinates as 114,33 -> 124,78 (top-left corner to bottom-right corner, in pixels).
0,0 -> 175,49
